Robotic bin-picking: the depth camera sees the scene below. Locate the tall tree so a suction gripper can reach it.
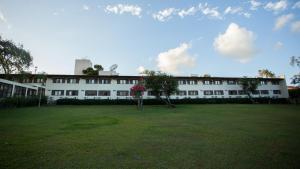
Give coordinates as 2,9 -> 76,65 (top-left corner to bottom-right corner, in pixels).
143,70 -> 178,108
240,78 -> 260,103
258,69 -> 275,78
94,64 -> 104,71
0,36 -> 33,74
290,56 -> 300,85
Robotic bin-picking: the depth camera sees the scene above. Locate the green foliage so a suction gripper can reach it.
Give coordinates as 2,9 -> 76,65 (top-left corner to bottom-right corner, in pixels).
258,69 -> 275,78
0,96 -> 47,108
143,70 -> 178,107
240,78 -> 260,102
0,36 -> 33,74
289,89 -> 300,99
290,56 -> 300,85
82,64 -> 104,75
94,64 -> 104,71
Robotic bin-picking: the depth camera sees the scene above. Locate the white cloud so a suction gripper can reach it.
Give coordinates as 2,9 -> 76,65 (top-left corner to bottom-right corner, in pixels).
153,8 -> 176,22
156,43 -> 196,74
264,0 -> 287,13
199,3 -> 222,19
274,14 -> 294,30
83,5 -> 89,11
137,66 -> 145,73
224,6 -> 251,18
274,41 -> 283,49
250,0 -> 262,10
105,4 -> 142,17
0,10 -> 7,23
213,23 -> 257,63
291,21 -> 300,32
292,1 -> 300,9
178,6 -> 197,18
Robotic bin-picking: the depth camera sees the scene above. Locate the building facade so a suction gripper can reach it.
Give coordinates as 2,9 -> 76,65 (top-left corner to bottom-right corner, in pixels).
0,74 -> 288,100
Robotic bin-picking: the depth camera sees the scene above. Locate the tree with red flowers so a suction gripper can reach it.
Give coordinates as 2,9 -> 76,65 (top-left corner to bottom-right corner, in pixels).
130,78 -> 145,110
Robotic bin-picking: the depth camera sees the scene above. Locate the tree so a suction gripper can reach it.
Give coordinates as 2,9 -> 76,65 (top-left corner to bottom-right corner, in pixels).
82,67 -> 98,75
143,70 -> 178,108
290,56 -> 300,85
258,69 -> 275,78
240,78 -> 260,103
94,64 -> 103,71
0,36 -> 33,74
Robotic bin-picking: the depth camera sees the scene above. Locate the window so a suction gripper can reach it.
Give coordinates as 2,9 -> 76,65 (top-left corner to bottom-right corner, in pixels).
204,80 -> 212,85
66,90 -> 78,96
27,89 -> 37,96
204,90 -> 213,95
51,90 -> 64,96
214,80 -> 222,85
0,82 -> 13,98
228,90 -> 238,95
260,81 -> 268,85
273,90 -> 281,94
99,79 -> 111,84
85,90 -> 97,96
117,90 -> 129,96
214,90 -> 224,95
188,90 -> 198,96
238,90 -> 247,95
260,90 -> 269,95
53,78 -> 65,83
227,80 -> 237,85
14,86 -> 26,96
271,81 -> 279,85
147,91 -> 156,96
252,90 -> 259,95
98,90 -> 111,96
86,79 -> 97,84
178,80 -> 186,85
67,78 -> 79,84
176,91 -> 187,96
117,80 -> 127,84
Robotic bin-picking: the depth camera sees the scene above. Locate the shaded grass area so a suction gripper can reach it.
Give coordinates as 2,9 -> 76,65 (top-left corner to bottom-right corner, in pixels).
0,104 -> 300,169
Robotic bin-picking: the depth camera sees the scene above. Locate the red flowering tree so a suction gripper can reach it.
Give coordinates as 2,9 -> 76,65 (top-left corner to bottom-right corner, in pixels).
130,79 -> 145,110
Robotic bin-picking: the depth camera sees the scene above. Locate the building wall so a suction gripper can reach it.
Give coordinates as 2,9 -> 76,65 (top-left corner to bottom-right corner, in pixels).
42,77 -> 289,100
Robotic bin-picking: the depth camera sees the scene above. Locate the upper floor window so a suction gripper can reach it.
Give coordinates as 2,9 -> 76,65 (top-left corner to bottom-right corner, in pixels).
227,80 -> 237,85
214,90 -> 224,95
117,80 -> 127,84
271,81 -> 280,85
53,78 -> 65,83
86,79 -> 97,84
214,80 -> 222,85
66,90 -> 78,96
260,81 -> 268,85
178,80 -> 186,85
67,78 -> 79,84
204,80 -> 212,85
204,90 -> 213,95
188,90 -> 198,96
187,80 -> 197,85
52,90 -> 64,96
99,79 -> 111,84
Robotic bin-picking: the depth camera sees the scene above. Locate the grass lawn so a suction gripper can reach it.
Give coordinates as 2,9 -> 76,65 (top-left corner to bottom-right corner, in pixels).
0,104 -> 300,169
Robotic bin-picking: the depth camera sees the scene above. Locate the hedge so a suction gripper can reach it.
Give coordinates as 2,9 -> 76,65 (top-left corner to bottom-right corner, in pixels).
0,96 -> 48,108
56,98 -> 289,105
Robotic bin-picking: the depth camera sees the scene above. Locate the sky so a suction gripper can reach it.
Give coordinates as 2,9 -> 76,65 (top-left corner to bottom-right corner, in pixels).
0,0 -> 300,84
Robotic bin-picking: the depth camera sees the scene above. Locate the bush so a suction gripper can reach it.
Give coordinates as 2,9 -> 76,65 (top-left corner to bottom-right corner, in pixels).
0,96 -> 48,108
289,89 -> 300,99
56,98 -> 289,105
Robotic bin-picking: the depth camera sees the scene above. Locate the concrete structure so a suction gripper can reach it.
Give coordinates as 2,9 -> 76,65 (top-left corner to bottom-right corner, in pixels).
0,74 -> 289,101
74,59 -> 92,75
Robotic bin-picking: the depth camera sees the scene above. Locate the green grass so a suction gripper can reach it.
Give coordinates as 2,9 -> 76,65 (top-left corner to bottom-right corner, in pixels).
0,104 -> 300,169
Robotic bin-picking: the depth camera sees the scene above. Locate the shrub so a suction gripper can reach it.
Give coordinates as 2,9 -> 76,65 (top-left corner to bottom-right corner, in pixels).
0,96 -> 47,108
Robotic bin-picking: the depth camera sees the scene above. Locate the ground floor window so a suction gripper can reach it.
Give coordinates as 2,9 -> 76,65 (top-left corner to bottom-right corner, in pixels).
117,90 -> 129,96
14,86 -> 26,97
188,90 -> 198,96
52,90 -> 64,96
214,90 -> 224,95
27,89 -> 37,96
273,90 -> 281,94
0,82 -> 13,98
98,90 -> 110,96
177,91 -> 187,96
66,90 -> 78,96
260,90 -> 269,95
238,90 -> 247,95
252,90 -> 260,95
85,90 -> 97,96
204,90 -> 213,95
228,90 -> 238,95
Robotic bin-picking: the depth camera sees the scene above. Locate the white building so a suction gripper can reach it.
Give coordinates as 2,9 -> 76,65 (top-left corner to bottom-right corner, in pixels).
0,74 -> 289,100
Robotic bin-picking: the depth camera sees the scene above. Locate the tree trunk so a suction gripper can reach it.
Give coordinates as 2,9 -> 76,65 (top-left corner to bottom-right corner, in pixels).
247,92 -> 255,103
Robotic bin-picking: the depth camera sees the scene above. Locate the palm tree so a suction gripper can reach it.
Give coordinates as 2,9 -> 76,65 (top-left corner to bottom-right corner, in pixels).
258,69 -> 275,78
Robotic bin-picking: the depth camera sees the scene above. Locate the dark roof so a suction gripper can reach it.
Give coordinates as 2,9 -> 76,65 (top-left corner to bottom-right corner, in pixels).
0,74 -> 285,80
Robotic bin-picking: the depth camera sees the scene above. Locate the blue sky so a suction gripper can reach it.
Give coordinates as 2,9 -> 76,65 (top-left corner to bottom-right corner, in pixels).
0,0 -> 300,83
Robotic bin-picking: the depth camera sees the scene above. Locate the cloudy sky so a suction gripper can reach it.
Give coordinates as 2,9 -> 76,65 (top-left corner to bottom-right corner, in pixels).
0,0 -> 299,83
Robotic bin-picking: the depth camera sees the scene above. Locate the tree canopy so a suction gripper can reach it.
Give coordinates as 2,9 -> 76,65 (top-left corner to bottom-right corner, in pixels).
258,69 -> 275,78
290,56 -> 300,85
82,64 -> 104,75
0,36 -> 33,74
240,78 -> 260,103
143,70 -> 178,108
